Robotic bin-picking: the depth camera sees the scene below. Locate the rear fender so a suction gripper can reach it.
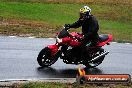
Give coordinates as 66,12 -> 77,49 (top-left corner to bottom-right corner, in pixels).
47,44 -> 59,55
97,34 -> 113,47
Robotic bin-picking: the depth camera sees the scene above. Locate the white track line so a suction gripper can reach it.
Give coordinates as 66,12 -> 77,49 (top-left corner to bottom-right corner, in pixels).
0,78 -> 76,82
111,42 -> 117,43
9,36 -> 16,38
28,37 -> 35,38
48,38 -> 54,39
125,43 -> 131,45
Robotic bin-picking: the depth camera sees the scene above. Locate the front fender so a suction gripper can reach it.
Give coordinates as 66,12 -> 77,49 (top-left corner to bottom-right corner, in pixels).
47,44 -> 59,55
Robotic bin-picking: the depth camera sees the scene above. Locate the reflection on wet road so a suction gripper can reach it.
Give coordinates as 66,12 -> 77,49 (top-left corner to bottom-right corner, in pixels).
36,67 -> 103,78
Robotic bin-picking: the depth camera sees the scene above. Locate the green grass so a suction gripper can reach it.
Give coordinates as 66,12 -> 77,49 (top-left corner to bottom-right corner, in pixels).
0,1 -> 131,24
0,2 -> 79,24
1,81 -> 132,88
99,20 -> 132,42
0,0 -> 132,42
15,82 -> 132,88
20,82 -> 67,88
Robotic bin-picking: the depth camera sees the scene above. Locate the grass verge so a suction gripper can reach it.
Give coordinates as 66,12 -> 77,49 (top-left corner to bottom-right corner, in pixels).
0,0 -> 131,42
2,82 -> 132,88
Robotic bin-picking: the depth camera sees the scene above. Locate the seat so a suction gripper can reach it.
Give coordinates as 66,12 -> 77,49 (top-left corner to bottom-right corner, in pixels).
99,34 -> 109,42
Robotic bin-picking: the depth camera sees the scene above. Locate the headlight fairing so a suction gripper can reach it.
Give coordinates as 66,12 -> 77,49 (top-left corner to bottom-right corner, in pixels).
56,38 -> 62,43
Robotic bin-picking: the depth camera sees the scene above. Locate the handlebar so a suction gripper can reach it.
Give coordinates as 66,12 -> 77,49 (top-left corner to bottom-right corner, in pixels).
63,26 -> 69,31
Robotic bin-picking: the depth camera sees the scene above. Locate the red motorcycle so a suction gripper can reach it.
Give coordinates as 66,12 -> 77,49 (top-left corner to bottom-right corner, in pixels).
37,27 -> 112,68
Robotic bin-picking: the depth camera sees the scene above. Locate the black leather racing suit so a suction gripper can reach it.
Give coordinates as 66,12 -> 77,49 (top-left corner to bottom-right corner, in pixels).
69,15 -> 99,46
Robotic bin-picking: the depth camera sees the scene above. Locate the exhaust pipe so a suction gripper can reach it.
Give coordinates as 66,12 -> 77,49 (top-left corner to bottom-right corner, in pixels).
88,51 -> 109,63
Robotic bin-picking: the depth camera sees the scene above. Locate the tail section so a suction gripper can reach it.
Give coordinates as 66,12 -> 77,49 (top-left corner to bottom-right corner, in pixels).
97,34 -> 113,47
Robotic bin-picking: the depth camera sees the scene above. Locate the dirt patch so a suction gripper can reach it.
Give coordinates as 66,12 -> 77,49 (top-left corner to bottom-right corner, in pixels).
0,18 -> 52,28
0,18 -> 60,37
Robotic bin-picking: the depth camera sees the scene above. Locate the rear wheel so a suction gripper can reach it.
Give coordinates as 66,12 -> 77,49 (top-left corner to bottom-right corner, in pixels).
84,48 -> 105,68
37,47 -> 59,67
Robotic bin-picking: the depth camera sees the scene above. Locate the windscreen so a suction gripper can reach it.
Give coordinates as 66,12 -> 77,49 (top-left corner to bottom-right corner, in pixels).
58,29 -> 69,38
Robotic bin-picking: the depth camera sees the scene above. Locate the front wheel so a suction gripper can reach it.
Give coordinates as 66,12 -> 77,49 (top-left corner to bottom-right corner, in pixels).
37,47 -> 59,67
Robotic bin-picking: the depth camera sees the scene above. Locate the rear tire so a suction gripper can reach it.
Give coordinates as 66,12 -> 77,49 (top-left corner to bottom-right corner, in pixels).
37,47 -> 59,67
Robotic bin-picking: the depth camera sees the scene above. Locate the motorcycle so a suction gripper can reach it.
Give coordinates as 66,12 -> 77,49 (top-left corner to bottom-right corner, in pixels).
37,27 -> 112,68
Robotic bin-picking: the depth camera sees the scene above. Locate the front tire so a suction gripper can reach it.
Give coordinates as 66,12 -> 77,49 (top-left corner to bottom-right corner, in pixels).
37,47 -> 59,67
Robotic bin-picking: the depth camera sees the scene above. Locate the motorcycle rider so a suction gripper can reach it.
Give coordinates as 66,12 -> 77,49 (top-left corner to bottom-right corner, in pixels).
65,6 -> 99,47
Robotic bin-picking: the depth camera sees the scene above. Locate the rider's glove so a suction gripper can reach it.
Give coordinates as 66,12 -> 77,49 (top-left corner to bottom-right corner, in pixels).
64,24 -> 71,30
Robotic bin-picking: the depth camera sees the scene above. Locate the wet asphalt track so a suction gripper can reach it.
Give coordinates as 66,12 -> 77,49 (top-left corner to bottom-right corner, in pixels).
0,36 -> 132,80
